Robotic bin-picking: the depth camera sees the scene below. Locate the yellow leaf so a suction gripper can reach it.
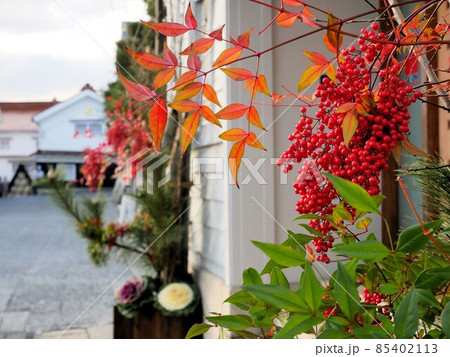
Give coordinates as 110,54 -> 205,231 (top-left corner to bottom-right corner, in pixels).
229,139 -> 246,187
341,109 -> 358,147
297,64 -> 325,92
181,110 -> 200,155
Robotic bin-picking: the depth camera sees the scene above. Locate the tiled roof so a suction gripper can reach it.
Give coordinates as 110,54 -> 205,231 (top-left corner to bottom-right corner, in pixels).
0,101 -> 58,132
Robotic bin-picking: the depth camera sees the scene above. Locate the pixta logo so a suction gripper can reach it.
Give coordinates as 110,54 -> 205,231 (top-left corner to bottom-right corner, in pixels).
125,148 -> 171,195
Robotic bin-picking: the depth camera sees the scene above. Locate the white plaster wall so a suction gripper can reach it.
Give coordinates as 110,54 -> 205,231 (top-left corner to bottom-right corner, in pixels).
0,132 -> 37,180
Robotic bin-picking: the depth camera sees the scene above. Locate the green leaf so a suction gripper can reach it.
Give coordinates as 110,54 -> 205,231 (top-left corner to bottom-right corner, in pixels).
242,284 -> 306,312
397,219 -> 444,253
243,267 -> 263,285
415,266 -> 450,289
322,172 -> 380,213
260,259 -> 282,275
253,241 -> 305,267
334,262 -> 360,319
301,262 -> 325,314
442,303 -> 450,337
224,290 -> 256,310
317,328 -> 349,339
186,323 -> 212,339
206,315 -> 253,330
356,217 -> 372,230
229,329 -> 258,339
270,266 -> 290,288
299,223 -> 323,236
333,240 -> 390,263
294,214 -> 323,221
415,289 -> 441,309
333,203 -> 353,222
287,230 -> 314,245
275,315 -> 322,339
353,326 -> 390,339
378,283 -> 399,295
394,288 -> 419,338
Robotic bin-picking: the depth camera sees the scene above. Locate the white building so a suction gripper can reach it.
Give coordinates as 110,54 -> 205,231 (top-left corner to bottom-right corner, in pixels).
33,85 -> 107,181
0,101 -> 56,182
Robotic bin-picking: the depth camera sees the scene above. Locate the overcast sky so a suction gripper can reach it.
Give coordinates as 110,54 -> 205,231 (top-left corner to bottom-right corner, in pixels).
0,0 -> 148,102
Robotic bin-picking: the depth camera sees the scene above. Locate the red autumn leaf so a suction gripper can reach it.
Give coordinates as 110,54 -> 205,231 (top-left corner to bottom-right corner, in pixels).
276,12 -> 299,28
148,98 -> 168,152
216,103 -> 248,119
173,82 -> 203,102
297,64 -> 325,91
141,21 -> 190,37
323,33 -> 336,53
245,132 -> 266,151
181,109 -> 200,155
304,51 -> 328,65
213,47 -> 243,68
219,128 -> 248,141
174,71 -> 197,90
126,48 -> 170,71
326,13 -> 343,53
185,3 -> 198,29
162,42 -> 178,66
170,100 -> 200,112
237,28 -> 253,48
187,48 -> 202,71
153,67 -> 176,90
117,68 -> 156,101
180,38 -> 215,55
209,24 -> 225,40
221,67 -> 254,81
381,44 -> 396,57
202,84 -> 221,107
404,54 -> 419,76
255,75 -> 271,96
229,139 -> 246,187
200,105 -> 221,127
341,109 -> 358,147
246,106 -> 265,130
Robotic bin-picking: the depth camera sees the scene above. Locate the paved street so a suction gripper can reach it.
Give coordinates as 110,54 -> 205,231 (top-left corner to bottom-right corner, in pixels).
0,191 -> 132,338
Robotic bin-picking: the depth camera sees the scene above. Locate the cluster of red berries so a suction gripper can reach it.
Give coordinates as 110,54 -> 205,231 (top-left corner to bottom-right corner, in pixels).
313,236 -> 334,263
278,25 -> 420,262
363,287 -> 387,305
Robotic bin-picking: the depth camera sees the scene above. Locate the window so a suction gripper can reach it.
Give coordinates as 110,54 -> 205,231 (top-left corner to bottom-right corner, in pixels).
0,138 -> 10,150
74,122 -> 102,136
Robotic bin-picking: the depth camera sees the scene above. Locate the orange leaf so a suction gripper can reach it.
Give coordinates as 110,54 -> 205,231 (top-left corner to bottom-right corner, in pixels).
209,25 -> 225,40
203,84 -> 221,107
401,137 -> 429,157
301,13 -> 318,27
126,48 -> 170,71
219,128 -> 248,141
325,63 -> 336,82
323,33 -> 336,53
341,109 -> 358,147
174,71 -> 197,90
170,100 -> 199,112
246,106 -> 265,130
221,67 -> 253,81
255,75 -> 271,96
283,0 -> 302,6
148,98 -> 168,152
181,109 -> 200,155
245,132 -> 266,151
117,69 -> 156,101
153,67 -> 176,90
237,28 -> 253,47
185,3 -> 198,29
200,105 -> 222,127
187,49 -> 202,71
213,47 -> 243,68
216,103 -> 248,119
272,93 -> 288,104
297,64 -> 325,91
173,82 -> 203,102
335,102 -> 355,114
180,38 -> 215,55
326,13 -> 343,53
141,21 -> 190,37
229,139 -> 246,187
304,51 -> 328,65
276,12 -> 299,28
